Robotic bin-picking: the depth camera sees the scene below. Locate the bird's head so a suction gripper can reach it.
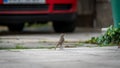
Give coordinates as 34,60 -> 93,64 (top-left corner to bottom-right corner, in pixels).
61,33 -> 65,37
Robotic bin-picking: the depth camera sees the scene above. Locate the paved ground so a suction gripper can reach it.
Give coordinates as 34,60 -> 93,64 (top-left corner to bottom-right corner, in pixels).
0,32 -> 100,48
0,26 -> 119,68
0,26 -> 101,48
0,47 -> 120,68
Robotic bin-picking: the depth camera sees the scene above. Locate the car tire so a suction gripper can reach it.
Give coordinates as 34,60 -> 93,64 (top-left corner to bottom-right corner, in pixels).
8,23 -> 24,32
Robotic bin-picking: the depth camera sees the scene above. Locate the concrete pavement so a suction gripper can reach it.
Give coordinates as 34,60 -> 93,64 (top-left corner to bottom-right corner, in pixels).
0,26 -> 102,48
0,32 -> 101,48
0,47 -> 120,68
0,27 -> 120,68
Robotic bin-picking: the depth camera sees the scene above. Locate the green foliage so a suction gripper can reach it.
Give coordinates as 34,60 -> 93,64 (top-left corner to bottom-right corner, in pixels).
15,45 -> 28,49
74,43 -> 83,47
89,25 -> 120,46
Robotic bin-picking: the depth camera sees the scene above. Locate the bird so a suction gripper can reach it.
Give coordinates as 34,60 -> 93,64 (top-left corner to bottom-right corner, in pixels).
55,33 -> 65,50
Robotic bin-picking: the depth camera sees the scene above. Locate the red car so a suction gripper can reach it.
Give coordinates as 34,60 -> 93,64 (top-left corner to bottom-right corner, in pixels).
0,0 -> 77,32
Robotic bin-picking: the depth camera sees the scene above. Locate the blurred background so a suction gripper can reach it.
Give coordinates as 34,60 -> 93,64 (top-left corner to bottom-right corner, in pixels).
0,0 -> 113,33
76,0 -> 113,28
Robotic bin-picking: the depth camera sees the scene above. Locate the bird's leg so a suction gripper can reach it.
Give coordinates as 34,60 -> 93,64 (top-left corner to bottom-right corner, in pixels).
55,43 -> 59,50
59,44 -> 63,50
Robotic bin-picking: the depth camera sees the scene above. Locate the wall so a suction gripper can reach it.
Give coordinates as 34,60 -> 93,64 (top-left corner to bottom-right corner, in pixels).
96,0 -> 113,28
76,0 -> 113,28
77,0 -> 96,27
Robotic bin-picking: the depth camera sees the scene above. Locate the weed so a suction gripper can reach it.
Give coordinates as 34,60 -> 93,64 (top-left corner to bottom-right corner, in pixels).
15,45 -> 28,49
75,42 -> 84,47
88,25 -> 120,46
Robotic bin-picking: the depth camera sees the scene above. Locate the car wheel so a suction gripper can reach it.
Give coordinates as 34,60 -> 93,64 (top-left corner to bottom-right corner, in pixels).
8,23 -> 24,32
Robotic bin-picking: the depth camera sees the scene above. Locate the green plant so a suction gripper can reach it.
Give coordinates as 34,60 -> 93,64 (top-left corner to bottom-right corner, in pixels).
88,25 -> 120,46
75,42 -> 84,46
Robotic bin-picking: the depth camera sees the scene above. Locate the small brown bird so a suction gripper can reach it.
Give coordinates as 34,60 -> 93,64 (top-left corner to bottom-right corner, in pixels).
55,33 -> 65,50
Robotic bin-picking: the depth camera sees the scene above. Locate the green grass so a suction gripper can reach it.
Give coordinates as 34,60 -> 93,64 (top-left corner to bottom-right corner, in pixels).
0,44 -> 55,50
15,45 -> 29,49
75,42 -> 85,47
